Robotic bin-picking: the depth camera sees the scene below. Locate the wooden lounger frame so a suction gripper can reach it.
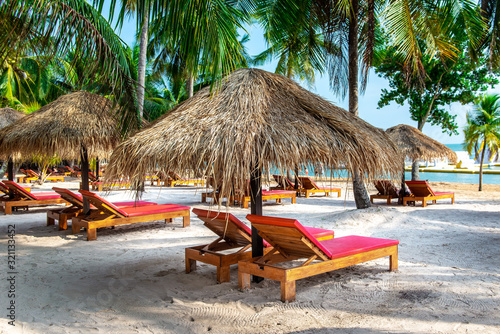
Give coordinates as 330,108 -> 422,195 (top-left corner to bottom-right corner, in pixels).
186,209 -> 257,283
72,191 -> 190,241
297,177 -> 341,198
403,180 -> 454,207
238,216 -> 398,302
0,182 -> 67,215
91,181 -> 131,191
370,180 -> 399,205
237,191 -> 297,209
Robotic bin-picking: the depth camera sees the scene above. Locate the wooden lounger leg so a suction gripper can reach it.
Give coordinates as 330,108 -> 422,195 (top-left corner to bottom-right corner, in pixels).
451,196 -> 455,204
166,218 -> 173,223
4,204 -> 12,215
325,192 -> 329,196
186,256 -> 196,273
422,200 -> 427,207
305,191 -> 310,198
201,193 -> 207,203
281,280 -> 296,302
387,197 -> 391,205
243,199 -> 249,209
217,266 -> 230,283
291,196 -> 296,204
238,271 -> 251,290
47,216 -> 55,226
72,224 -> 80,234
390,249 -> 398,271
276,198 -> 282,204
183,215 -> 190,228
87,228 -> 97,241
59,216 -> 68,230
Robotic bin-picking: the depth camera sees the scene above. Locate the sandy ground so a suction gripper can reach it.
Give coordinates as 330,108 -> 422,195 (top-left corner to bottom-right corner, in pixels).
0,179 -> 499,334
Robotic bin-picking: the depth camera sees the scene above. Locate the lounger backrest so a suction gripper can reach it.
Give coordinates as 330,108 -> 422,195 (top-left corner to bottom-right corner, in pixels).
246,214 -> 332,260
52,187 -> 84,208
27,169 -> 39,178
298,176 -> 319,190
193,208 -> 252,246
405,180 -> 435,197
374,180 -> 398,197
168,171 -> 182,181
272,175 -> 294,188
0,181 -> 9,193
3,181 -> 37,200
79,190 -> 128,217
88,172 -> 98,181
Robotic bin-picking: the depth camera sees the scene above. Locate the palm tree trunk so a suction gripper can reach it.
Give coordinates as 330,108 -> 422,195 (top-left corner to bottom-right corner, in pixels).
137,4 -> 149,118
479,138 -> 486,191
349,0 -> 370,209
187,74 -> 194,98
411,160 -> 420,180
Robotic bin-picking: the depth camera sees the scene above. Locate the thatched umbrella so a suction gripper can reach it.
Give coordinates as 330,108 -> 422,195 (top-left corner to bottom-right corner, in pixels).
106,68 -> 402,259
0,91 -> 121,212
386,124 -> 457,201
0,107 -> 25,181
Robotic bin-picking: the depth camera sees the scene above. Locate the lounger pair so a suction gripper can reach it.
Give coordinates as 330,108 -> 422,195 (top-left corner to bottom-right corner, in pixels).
72,190 -> 191,241
0,181 -> 67,214
297,176 -> 341,198
370,180 -> 400,204
186,209 -> 335,283
238,215 -> 399,302
47,188 -> 157,230
403,180 -> 454,207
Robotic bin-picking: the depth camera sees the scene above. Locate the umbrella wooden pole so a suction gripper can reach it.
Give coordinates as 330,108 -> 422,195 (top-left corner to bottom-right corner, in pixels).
7,157 -> 14,199
80,144 -> 90,215
250,166 -> 264,283
400,160 -> 405,205
95,158 -> 100,181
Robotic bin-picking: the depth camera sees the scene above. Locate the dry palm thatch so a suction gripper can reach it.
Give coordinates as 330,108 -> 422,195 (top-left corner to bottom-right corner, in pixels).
106,68 -> 402,199
386,124 -> 457,164
0,91 -> 121,161
0,107 -> 24,129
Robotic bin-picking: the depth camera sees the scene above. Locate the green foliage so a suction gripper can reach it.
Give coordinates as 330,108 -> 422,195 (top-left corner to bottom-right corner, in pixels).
31,154 -> 62,184
463,93 -> 500,190
376,47 -> 498,135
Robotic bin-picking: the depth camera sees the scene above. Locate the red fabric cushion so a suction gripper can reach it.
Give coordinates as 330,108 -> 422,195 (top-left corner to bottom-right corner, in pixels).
262,190 -> 296,196
320,236 -> 399,260
31,192 -> 61,200
114,201 -> 157,208
434,192 -> 454,196
80,190 -> 130,216
121,204 -> 190,217
192,208 -> 252,235
4,181 -> 36,200
305,227 -> 334,240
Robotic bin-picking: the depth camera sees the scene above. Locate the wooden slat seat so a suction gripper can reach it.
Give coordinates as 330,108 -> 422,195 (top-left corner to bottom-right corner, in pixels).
297,176 -> 341,198
186,209 -> 334,283
403,180 -> 454,207
48,187 -> 156,230
0,181 -> 67,214
370,180 -> 400,205
72,190 -> 190,240
239,215 -> 398,302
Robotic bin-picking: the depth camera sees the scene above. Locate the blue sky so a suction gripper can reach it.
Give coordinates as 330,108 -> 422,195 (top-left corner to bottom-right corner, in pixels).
111,11 -> 496,145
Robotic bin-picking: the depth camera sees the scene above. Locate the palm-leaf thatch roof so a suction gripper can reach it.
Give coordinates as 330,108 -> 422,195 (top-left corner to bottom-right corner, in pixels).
386,124 -> 457,164
106,68 -> 402,197
0,107 -> 25,129
0,91 -> 121,160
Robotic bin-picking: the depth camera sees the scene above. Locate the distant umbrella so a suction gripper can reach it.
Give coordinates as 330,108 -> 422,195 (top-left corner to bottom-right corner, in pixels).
0,91 -> 122,212
106,68 -> 402,261
0,107 -> 25,129
386,124 -> 457,202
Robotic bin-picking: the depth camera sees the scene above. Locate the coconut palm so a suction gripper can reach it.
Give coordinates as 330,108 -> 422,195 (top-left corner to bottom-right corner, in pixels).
463,94 -> 500,191
1,0 -> 140,133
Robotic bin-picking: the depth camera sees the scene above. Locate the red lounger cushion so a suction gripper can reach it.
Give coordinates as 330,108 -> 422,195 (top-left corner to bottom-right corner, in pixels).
30,192 -> 61,200
262,190 -> 296,196
114,201 -> 157,208
434,192 -> 454,196
320,236 -> 399,260
120,204 -> 190,217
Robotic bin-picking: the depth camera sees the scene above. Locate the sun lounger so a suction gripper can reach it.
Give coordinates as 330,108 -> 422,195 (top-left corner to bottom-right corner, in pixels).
64,166 -> 81,177
186,209 -> 335,283
0,181 -> 30,200
297,176 -> 341,198
166,171 -> 204,187
47,187 -> 157,230
237,190 -> 297,209
72,190 -> 191,240
91,180 -> 131,191
26,169 -> 65,183
403,180 -> 454,207
0,181 -> 67,215
16,169 -> 38,183
370,180 -> 400,204
271,174 -> 295,190
239,215 -> 399,302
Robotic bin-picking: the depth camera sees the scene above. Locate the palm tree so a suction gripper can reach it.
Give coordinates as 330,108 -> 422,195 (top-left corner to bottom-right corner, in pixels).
463,94 -> 500,191
1,0 -> 140,133
255,0 -> 486,208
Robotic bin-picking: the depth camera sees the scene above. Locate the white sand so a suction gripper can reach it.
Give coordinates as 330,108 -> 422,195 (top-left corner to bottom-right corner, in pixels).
1,180 -> 499,333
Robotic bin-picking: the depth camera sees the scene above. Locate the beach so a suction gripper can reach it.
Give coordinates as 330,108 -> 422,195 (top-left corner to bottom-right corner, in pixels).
0,180 -> 499,334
